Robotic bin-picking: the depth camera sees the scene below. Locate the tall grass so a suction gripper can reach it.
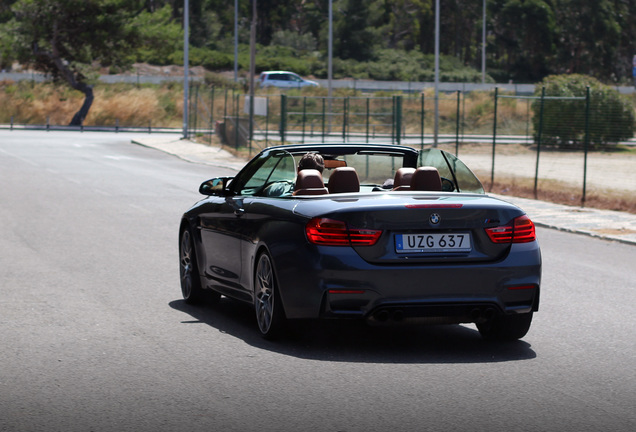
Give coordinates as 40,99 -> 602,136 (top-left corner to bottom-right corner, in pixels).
0,81 -> 185,127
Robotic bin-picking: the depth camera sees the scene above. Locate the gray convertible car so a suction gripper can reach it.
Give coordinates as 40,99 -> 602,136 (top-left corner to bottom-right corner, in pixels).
179,143 -> 541,340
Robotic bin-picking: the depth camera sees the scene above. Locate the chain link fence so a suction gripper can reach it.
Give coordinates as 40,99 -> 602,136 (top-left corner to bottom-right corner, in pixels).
203,87 -> 634,207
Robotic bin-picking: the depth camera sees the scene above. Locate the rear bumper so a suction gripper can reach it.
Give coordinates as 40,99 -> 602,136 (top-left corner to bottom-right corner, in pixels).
274,241 -> 541,321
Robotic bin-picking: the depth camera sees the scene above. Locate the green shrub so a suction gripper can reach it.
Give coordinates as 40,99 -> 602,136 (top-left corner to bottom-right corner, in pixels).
532,74 -> 635,148
317,49 -> 492,83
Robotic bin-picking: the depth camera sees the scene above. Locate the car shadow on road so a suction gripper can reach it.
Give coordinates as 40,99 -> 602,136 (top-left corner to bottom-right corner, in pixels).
169,297 -> 536,364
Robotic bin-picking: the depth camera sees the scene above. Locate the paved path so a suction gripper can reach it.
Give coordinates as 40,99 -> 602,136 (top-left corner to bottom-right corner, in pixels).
457,152 -> 636,194
131,135 -> 636,246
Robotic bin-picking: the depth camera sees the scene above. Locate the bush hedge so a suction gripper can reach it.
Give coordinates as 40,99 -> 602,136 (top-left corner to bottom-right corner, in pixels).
532,74 -> 635,148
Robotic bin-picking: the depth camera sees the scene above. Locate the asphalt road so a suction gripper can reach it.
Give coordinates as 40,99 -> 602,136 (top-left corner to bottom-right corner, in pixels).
1,131 -> 635,432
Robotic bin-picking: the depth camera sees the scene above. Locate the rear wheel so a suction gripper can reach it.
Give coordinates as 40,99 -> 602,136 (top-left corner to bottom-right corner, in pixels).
477,312 -> 533,341
179,228 -> 205,304
254,252 -> 286,339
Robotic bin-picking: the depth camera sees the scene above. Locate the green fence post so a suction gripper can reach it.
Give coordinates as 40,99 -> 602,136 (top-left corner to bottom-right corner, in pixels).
279,94 -> 287,143
420,93 -> 425,152
366,98 -> 370,143
188,82 -> 194,132
396,96 -> 402,146
211,86 -> 215,125
342,97 -> 348,141
265,96 -> 270,147
235,92 -> 240,149
525,98 -> 531,145
321,98 -> 326,142
210,87 -> 215,144
582,86 -> 591,207
301,96 -> 307,144
534,87 -> 546,199
490,87 -> 499,189
223,89 -> 228,120
455,90 -> 461,155
391,96 -> 396,143
193,85 -> 199,134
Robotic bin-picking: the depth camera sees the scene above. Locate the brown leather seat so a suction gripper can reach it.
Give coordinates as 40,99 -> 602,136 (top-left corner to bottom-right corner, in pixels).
327,167 -> 360,193
410,166 -> 442,191
293,169 -> 328,195
392,167 -> 416,191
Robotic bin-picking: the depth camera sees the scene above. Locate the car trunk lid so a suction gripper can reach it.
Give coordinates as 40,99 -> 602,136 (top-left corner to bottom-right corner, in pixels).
295,193 -> 526,263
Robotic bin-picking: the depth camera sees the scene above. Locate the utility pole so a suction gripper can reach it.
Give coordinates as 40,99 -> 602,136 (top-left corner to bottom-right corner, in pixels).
328,0 -> 333,99
248,0 -> 257,145
434,0 -> 439,147
234,0 -> 238,82
482,0 -> 486,84
182,0 -> 189,139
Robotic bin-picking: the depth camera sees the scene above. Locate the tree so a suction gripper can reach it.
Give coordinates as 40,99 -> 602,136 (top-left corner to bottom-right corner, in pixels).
132,4 -> 183,65
382,0 -> 427,51
553,0 -> 621,78
333,0 -> 382,61
8,0 -> 142,125
490,0 -> 557,82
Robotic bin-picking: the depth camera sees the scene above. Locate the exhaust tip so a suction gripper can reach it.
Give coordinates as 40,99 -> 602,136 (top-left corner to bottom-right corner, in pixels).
375,310 -> 390,322
483,308 -> 496,321
469,308 -> 482,322
392,310 -> 405,322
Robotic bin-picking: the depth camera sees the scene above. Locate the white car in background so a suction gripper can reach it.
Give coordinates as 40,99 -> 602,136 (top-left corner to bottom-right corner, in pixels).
259,71 -> 319,89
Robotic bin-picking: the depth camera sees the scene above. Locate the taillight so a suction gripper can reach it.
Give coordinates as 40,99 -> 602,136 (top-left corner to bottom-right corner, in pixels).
485,215 -> 536,244
305,217 -> 382,246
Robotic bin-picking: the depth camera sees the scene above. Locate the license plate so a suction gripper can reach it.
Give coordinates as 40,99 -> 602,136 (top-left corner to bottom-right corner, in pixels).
395,233 -> 472,253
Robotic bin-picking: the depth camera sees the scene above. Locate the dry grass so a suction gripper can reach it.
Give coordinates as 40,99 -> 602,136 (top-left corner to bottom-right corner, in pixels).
0,81 -> 184,127
88,87 -> 183,127
479,172 -> 636,214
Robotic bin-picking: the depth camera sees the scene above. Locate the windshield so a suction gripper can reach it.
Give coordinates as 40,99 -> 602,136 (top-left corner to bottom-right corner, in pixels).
230,149 -> 297,196
229,146 -> 484,197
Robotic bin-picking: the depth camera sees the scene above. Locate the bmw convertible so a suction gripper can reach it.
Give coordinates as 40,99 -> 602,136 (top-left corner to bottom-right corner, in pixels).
179,143 -> 541,340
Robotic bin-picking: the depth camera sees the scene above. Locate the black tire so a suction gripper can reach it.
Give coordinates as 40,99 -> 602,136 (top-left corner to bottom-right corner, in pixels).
477,312 -> 533,341
179,228 -> 205,304
254,252 -> 286,339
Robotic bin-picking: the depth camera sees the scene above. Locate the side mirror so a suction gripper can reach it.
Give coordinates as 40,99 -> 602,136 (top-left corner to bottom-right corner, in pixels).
441,177 -> 456,192
199,177 -> 233,196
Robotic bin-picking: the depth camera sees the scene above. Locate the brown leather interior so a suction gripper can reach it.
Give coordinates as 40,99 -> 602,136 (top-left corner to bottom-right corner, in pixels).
293,169 -> 328,195
410,166 -> 442,191
327,167 -> 360,193
392,167 -> 416,191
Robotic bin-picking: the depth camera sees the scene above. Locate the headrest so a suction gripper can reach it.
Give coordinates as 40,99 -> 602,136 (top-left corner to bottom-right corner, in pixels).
293,169 -> 328,195
327,167 -> 360,193
392,167 -> 416,191
410,166 -> 442,191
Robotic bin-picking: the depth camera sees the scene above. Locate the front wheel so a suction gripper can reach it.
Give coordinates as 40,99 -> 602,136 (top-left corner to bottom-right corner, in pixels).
254,252 -> 286,339
477,312 -> 533,341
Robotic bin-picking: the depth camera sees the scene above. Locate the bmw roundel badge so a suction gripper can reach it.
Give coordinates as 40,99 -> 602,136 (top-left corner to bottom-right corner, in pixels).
429,213 -> 441,225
